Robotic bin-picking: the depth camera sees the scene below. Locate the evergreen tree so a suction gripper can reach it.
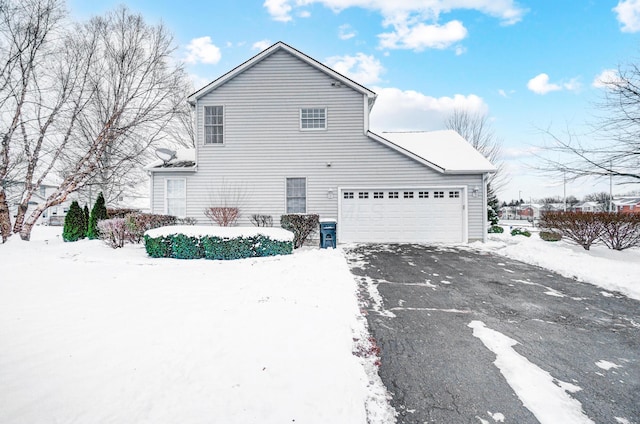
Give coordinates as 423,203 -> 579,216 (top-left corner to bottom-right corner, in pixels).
63,201 -> 85,242
82,205 -> 90,237
487,185 -> 500,226
87,192 -> 108,239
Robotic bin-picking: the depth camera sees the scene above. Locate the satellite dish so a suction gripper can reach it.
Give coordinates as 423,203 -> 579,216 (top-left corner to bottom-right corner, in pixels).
155,148 -> 176,164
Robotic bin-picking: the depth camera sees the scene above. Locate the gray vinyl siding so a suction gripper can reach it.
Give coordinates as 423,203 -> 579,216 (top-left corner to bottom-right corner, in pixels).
151,49 -> 486,241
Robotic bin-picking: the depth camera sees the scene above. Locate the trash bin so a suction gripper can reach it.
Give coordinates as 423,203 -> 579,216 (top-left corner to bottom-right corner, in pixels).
319,219 -> 337,249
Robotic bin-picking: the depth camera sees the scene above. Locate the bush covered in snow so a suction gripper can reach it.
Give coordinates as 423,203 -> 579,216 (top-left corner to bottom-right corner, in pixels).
98,218 -> 128,248
144,227 -> 293,260
280,214 -> 319,248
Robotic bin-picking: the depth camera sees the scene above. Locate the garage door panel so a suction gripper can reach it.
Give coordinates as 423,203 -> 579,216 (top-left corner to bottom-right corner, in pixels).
340,188 -> 464,243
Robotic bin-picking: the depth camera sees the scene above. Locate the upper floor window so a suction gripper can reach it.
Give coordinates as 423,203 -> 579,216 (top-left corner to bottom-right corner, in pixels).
204,106 -> 224,144
300,108 -> 326,130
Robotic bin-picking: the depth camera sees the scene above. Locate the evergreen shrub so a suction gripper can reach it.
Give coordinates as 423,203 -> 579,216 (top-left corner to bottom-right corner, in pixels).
488,225 -> 504,234
510,227 -> 531,237
144,233 -> 293,260
539,230 -> 562,242
63,201 -> 86,242
87,192 -> 108,239
280,214 -> 319,248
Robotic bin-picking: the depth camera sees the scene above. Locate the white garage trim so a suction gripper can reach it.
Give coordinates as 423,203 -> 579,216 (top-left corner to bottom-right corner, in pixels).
337,186 -> 468,244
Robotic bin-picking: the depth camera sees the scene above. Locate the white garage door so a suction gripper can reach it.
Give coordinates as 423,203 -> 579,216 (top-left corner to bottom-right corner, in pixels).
339,188 -> 465,243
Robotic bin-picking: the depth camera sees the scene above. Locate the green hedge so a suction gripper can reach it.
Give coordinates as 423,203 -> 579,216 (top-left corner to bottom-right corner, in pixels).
511,227 -> 531,237
144,233 -> 293,260
488,225 -> 504,234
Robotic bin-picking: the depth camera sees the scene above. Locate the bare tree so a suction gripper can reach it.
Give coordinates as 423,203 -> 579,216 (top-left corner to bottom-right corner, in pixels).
444,108 -> 508,193
0,0 -> 66,242
537,61 -> 640,185
583,191 -> 612,210
0,2 -> 189,241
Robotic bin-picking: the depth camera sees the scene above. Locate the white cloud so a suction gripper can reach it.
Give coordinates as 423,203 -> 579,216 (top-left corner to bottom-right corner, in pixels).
527,73 -> 561,95
298,10 -> 311,18
185,36 -> 221,65
338,24 -> 357,40
455,45 -> 467,55
188,73 -> 212,91
263,1 -> 527,51
369,86 -> 488,132
326,53 -> 385,85
614,0 -> 640,32
252,39 -> 273,51
379,20 -> 468,51
593,69 -> 622,88
562,77 -> 581,92
263,0 -> 293,22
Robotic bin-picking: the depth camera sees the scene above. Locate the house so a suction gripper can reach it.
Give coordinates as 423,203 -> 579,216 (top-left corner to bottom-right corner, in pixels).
146,42 -> 496,243
612,197 -> 640,214
574,201 -> 603,213
3,180 -> 72,226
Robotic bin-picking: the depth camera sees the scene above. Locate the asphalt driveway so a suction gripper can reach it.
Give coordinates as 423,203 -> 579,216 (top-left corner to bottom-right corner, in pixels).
345,244 -> 640,424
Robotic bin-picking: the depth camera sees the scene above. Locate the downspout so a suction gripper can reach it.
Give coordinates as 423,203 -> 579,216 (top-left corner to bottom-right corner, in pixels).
482,173 -> 488,243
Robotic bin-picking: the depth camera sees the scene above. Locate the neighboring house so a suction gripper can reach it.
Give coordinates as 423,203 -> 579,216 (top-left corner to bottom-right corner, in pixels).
612,197 -> 640,214
574,201 -> 603,213
145,42 -> 496,243
3,180 -> 72,226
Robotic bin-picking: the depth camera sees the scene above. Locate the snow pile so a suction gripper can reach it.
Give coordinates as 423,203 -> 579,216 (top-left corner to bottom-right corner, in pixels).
0,227 -> 393,424
469,232 -> 640,300
145,225 -> 294,242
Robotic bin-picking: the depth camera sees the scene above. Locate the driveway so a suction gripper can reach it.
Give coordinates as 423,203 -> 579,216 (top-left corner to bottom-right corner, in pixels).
345,244 -> 640,424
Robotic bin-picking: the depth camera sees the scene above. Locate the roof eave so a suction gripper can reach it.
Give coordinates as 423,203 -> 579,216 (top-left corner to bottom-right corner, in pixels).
368,131 -> 446,174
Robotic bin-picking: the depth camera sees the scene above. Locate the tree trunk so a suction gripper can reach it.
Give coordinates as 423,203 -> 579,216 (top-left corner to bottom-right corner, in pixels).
12,201 -> 29,234
19,203 -> 48,241
0,190 -> 12,243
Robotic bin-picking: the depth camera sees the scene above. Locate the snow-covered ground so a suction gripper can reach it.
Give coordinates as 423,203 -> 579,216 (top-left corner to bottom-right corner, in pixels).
469,221 -> 640,301
0,227 -> 395,424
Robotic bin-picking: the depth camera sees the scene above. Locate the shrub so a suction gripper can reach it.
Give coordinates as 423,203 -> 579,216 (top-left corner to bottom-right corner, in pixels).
539,211 -> 603,250
63,201 -> 86,242
171,233 -> 203,259
488,225 -> 504,234
280,214 -> 319,248
599,212 -> 640,251
145,232 -> 293,260
250,214 -> 273,227
125,213 -> 177,243
539,230 -> 562,242
177,217 -> 198,225
144,234 -> 173,258
87,192 -> 108,239
107,208 -> 140,219
510,227 -> 531,237
205,207 -> 239,226
98,218 -> 128,248
82,205 -> 90,236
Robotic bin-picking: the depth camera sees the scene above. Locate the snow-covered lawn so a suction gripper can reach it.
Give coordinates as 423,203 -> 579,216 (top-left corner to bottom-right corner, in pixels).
0,227 -> 394,424
470,222 -> 640,301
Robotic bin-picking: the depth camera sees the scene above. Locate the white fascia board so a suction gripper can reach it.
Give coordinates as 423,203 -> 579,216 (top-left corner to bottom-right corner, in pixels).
367,131 -> 446,174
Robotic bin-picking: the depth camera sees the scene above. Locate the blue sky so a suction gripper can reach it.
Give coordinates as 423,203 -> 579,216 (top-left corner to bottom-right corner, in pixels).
68,0 -> 640,201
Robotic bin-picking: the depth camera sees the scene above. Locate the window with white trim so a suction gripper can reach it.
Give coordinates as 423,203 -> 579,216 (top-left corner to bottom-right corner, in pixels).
300,108 -> 326,130
286,178 -> 306,213
166,179 -> 186,217
204,106 -> 224,144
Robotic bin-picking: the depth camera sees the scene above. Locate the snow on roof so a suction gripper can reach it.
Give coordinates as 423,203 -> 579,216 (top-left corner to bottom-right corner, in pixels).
145,148 -> 196,171
377,130 -> 497,174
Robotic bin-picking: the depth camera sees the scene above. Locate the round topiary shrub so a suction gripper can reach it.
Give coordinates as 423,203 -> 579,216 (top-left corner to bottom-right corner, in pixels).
488,225 -> 504,234
539,230 -> 562,242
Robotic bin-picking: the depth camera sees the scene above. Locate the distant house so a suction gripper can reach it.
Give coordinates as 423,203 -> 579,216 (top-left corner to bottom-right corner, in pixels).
4,180 -> 72,226
145,42 -> 496,243
612,197 -> 640,214
574,201 -> 603,213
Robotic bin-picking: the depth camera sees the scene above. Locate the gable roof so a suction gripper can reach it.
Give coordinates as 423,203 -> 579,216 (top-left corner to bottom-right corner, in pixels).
187,41 -> 377,105
369,130 -> 497,174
